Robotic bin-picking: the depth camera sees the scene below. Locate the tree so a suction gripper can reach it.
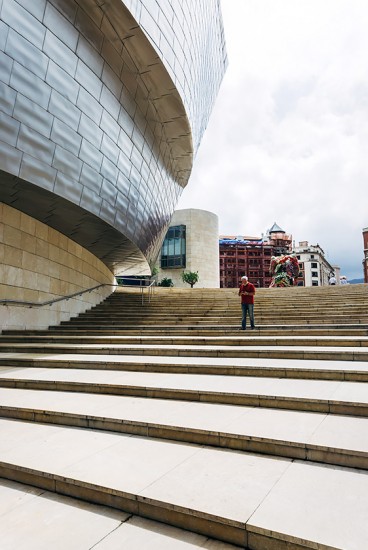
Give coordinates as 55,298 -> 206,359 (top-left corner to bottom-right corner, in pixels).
181,271 -> 199,288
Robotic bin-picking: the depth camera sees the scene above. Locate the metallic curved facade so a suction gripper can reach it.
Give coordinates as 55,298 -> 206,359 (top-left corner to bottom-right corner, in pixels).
0,0 -> 227,275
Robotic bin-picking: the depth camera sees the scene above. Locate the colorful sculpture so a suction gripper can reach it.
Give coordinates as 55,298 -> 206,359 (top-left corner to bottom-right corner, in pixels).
269,254 -> 300,287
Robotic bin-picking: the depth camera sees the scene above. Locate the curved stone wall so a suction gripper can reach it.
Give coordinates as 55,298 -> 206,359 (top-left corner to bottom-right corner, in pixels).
0,0 -> 226,276
0,203 -> 115,331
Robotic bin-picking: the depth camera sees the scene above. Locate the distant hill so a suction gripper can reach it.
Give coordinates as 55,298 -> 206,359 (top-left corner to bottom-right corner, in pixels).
349,278 -> 364,284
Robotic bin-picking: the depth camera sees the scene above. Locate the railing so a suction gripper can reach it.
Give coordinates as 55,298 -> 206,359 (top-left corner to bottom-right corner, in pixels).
0,283 -> 117,308
116,277 -> 156,305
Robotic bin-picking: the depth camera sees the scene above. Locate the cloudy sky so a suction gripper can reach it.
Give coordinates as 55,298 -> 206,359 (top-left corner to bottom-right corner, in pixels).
177,0 -> 368,280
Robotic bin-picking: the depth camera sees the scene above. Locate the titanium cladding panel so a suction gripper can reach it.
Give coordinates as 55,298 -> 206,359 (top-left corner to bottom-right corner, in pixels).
0,0 -> 227,274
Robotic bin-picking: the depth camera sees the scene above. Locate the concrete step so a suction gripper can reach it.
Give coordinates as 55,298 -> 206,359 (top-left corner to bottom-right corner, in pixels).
0,418 -> 367,549
1,341 -> 368,361
1,352 -> 367,381
0,478 -> 239,549
0,387 -> 367,469
4,325 -> 368,336
59,319 -> 368,328
3,284 -> 368,548
0,366 -> 367,416
2,334 -> 368,347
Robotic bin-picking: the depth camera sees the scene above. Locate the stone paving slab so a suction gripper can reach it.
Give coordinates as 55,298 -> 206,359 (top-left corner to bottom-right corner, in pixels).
0,478 -> 236,549
248,461 -> 368,550
0,419 -> 367,549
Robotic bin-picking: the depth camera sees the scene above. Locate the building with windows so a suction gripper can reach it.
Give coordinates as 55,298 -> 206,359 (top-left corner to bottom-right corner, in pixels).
0,0 -> 227,330
363,227 -> 368,283
294,241 -> 335,286
156,209 -> 219,288
219,223 -> 292,288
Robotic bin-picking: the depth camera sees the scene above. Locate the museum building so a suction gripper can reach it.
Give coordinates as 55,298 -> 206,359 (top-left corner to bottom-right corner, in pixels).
0,0 -> 227,330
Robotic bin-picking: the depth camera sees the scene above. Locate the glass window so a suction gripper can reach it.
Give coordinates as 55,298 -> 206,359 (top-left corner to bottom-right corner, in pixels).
311,262 -> 318,268
311,271 -> 318,278
161,224 -> 186,269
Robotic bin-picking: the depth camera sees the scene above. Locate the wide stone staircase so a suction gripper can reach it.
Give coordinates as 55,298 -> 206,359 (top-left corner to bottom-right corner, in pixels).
0,284 -> 367,549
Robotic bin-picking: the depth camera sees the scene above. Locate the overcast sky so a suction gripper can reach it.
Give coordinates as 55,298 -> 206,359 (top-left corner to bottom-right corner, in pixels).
176,0 -> 368,280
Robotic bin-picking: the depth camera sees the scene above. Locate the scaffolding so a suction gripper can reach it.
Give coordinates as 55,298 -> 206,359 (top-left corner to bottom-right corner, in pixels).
219,232 -> 292,288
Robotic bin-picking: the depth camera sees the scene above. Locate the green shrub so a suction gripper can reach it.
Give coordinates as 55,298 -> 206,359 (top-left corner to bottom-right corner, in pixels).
158,277 -> 174,287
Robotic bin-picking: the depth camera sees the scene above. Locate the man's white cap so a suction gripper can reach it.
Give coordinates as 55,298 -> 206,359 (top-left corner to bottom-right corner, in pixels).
241,276 -> 248,280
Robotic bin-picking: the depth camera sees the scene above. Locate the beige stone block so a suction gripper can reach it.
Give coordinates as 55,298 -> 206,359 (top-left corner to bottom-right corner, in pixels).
68,254 -> 78,271
0,223 -> 4,245
59,249 -> 68,267
22,288 -> 39,302
20,212 -> 36,236
48,261 -> 61,278
21,233 -> 37,254
35,221 -> 48,241
67,239 -> 78,256
22,251 -> 38,272
22,269 -> 38,291
4,246 -> 23,268
2,205 -> 21,229
60,264 -> 69,282
3,225 -> 22,249
49,277 -> 62,294
37,273 -> 51,293
0,282 -> 9,297
49,244 -> 61,263
58,233 -> 68,250
3,266 -> 23,287
48,229 -> 60,247
35,238 -> 49,259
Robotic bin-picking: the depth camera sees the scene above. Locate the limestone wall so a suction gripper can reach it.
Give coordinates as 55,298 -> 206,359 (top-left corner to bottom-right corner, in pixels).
156,209 -> 220,288
0,203 -> 115,332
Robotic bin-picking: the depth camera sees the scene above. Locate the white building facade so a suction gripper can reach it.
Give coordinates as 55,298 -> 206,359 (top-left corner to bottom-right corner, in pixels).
294,241 -> 336,286
155,209 -> 220,288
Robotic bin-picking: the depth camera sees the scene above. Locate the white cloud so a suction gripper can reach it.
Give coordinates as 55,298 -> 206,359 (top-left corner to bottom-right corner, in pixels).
177,0 -> 368,279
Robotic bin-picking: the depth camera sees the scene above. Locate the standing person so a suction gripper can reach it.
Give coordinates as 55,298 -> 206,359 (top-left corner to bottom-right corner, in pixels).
238,275 -> 256,330
329,274 -> 337,285
340,276 -> 349,285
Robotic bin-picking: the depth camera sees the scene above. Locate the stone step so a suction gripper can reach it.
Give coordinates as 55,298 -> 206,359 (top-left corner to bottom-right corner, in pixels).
0,366 -> 366,416
1,352 -> 367,381
0,353 -> 368,382
1,342 -> 368,361
0,417 -> 367,549
4,326 -> 368,336
0,478 -> 238,549
3,283 -> 368,549
58,316 -> 368,325
0,387 -> 366,469
2,334 -> 368,347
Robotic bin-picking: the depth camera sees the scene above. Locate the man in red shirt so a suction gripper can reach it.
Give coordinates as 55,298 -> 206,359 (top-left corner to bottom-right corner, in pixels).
238,275 -> 256,330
